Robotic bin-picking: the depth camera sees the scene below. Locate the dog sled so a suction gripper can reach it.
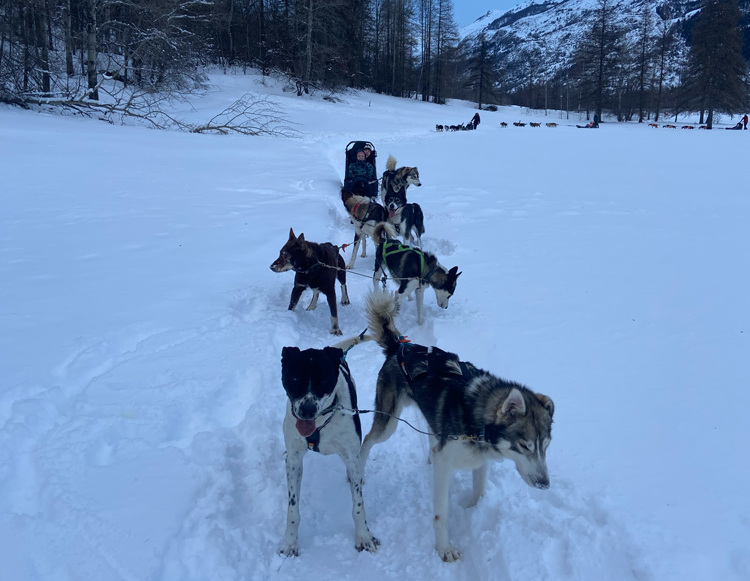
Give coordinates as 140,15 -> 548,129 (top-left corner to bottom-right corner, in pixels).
344,140 -> 379,198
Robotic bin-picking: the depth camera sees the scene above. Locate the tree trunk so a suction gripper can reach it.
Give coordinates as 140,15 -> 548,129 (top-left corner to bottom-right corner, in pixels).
304,0 -> 312,92
64,0 -> 74,76
86,0 -> 98,100
228,0 -> 234,64
39,10 -> 50,93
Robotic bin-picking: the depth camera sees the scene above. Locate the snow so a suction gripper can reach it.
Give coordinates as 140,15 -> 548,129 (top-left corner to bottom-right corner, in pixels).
458,8 -> 511,39
1,71 -> 749,581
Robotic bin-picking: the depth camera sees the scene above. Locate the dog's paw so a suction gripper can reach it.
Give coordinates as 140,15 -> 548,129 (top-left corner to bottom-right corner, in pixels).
330,328 -> 343,336
437,544 -> 462,562
306,304 -> 317,311
341,297 -> 350,306
355,533 -> 380,553
346,263 -> 355,270
278,542 -> 299,557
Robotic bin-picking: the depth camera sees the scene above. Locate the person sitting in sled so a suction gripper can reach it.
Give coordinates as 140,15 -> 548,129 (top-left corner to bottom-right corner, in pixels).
347,149 -> 375,181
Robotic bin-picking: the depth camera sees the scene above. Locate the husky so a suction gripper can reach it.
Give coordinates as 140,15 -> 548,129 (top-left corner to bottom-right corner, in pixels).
270,228 -> 350,335
384,189 -> 425,247
360,292 -> 555,562
381,155 -> 422,200
340,187 -> 388,270
279,333 -> 379,557
371,223 -> 459,325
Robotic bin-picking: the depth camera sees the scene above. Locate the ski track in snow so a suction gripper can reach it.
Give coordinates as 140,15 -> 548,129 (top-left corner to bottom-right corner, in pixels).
1,71 -> 749,581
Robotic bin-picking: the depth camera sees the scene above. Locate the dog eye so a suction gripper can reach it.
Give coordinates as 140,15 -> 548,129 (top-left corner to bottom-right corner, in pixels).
519,441 -> 534,453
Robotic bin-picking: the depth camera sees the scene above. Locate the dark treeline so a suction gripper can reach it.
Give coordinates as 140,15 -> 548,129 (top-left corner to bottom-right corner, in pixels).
1,0 -> 747,127
0,0 -> 460,103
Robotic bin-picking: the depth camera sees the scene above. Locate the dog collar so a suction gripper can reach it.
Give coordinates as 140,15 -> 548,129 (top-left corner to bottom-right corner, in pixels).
303,399 -> 339,453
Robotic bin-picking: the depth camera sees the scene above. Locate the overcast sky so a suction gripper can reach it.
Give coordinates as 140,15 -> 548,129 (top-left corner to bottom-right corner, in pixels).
453,0 -> 521,28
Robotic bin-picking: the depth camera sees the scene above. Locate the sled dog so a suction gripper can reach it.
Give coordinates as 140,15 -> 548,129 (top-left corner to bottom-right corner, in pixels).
270,228 -> 349,335
279,334 -> 379,556
381,155 -> 422,199
360,292 -> 555,562
371,223 -> 459,325
341,187 -> 388,269
384,189 -> 425,247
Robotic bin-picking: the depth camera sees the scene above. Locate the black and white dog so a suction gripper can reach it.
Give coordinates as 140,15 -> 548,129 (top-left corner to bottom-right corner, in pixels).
384,189 -> 425,247
371,223 -> 460,325
361,293 -> 555,562
279,334 -> 379,557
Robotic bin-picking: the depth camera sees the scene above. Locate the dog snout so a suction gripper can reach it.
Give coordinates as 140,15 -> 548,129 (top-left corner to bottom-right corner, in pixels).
297,400 -> 317,420
530,470 -> 550,489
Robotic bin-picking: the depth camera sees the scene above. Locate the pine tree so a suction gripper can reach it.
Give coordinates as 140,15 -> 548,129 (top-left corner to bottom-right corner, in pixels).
685,0 -> 748,129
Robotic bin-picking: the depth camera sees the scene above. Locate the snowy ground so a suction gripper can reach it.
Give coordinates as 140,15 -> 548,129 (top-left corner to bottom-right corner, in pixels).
1,71 -> 749,581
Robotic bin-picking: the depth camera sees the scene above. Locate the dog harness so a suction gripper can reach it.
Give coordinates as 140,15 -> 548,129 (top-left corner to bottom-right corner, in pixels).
396,343 -> 487,446
305,361 -> 358,453
382,240 -> 425,278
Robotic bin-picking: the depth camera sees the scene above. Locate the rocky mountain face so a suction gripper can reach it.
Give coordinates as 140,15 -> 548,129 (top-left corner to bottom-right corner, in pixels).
459,0 -> 749,90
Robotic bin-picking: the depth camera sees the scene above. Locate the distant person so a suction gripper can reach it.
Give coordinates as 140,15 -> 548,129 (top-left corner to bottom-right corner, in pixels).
742,114 -> 748,130
347,150 -> 375,181
471,112 -> 481,130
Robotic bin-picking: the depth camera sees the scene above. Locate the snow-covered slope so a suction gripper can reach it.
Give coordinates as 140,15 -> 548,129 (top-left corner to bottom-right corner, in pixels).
458,0 -> 703,88
1,74 -> 749,581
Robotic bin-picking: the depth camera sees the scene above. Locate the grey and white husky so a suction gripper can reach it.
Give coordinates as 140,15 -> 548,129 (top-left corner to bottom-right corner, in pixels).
380,154 -> 422,199
360,293 -> 555,562
279,333 -> 379,557
371,223 -> 459,325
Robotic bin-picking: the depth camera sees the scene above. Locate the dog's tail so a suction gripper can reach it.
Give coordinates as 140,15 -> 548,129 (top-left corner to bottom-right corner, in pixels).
366,292 -> 402,357
386,154 -> 397,172
372,222 -> 397,245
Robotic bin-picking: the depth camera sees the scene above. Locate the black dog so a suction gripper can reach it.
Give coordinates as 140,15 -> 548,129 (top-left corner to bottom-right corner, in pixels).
270,228 -> 350,335
384,189 -> 425,247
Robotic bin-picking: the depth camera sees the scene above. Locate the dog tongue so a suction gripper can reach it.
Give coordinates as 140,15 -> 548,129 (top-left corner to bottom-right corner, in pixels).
296,418 -> 317,437
388,209 -> 396,218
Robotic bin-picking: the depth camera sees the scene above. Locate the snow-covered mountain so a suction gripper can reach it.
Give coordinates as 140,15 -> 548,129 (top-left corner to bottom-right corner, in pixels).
458,0 -> 707,88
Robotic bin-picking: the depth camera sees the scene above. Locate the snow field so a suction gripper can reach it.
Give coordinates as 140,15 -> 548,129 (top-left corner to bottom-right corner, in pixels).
1,71 -> 749,580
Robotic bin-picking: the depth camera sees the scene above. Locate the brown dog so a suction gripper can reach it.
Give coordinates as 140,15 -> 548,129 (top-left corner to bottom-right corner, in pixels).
270,229 -> 350,335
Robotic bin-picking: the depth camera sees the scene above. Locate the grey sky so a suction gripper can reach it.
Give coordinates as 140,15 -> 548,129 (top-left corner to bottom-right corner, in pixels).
453,1 -> 520,28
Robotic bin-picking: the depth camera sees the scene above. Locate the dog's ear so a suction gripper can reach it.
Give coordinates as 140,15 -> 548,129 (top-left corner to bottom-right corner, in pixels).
448,266 -> 461,279
298,233 -> 306,245
535,393 -> 555,418
281,346 -> 300,360
288,228 -> 296,240
498,388 -> 526,419
323,346 -> 344,364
